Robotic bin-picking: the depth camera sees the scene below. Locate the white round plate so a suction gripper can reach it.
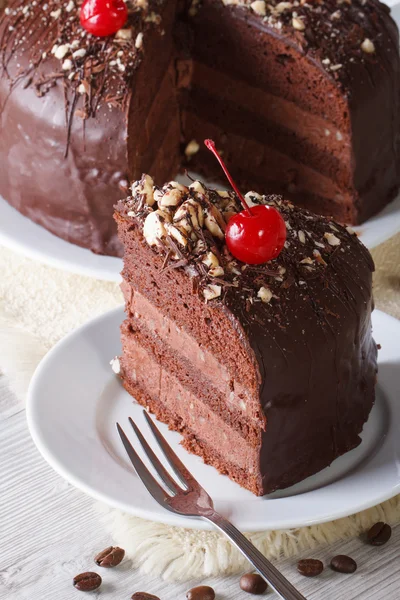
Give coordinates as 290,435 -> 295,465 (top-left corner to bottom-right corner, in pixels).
27,307 -> 400,531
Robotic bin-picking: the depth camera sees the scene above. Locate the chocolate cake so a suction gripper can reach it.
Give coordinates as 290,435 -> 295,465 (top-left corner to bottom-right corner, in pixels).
114,175 -> 377,495
0,0 -> 399,255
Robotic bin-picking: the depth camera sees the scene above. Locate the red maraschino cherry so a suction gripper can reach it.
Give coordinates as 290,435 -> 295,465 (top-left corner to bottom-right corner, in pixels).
80,0 -> 128,37
204,139 -> 286,264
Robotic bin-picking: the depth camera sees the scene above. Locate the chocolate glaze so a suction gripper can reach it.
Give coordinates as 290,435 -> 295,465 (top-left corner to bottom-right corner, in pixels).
115,178 -> 377,495
0,0 -> 179,255
0,0 -> 399,255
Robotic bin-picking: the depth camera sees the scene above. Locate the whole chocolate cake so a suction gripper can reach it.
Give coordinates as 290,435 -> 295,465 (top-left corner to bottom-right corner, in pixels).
115,175 -> 377,495
0,0 -> 399,256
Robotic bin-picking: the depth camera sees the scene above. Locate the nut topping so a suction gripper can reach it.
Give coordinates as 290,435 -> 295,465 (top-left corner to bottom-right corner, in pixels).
143,209 -> 170,246
258,286 -> 273,303
203,284 -> 222,301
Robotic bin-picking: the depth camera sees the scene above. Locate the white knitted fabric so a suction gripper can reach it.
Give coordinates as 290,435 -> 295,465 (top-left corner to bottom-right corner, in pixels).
0,235 -> 399,581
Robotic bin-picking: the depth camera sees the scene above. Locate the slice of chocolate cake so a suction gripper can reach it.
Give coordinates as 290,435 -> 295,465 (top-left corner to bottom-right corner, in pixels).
115,173 -> 377,495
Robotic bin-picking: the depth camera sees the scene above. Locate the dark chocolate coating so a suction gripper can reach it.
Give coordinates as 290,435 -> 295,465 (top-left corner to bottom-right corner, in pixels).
0,0 -> 399,255
0,0 -> 179,256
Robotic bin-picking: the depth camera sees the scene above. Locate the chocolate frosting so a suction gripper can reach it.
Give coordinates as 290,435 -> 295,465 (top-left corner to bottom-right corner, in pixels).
0,0 -> 177,255
117,177 -> 377,493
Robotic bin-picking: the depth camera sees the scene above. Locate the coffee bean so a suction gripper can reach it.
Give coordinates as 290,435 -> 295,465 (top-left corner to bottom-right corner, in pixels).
367,522 -> 392,546
297,559 -> 324,577
131,594 -> 160,600
240,573 -> 268,594
186,585 -> 216,600
330,555 -> 357,574
73,572 -> 102,592
94,545 -> 125,567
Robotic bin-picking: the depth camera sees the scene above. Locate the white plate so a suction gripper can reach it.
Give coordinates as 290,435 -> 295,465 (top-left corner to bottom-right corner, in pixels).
27,307 -> 400,532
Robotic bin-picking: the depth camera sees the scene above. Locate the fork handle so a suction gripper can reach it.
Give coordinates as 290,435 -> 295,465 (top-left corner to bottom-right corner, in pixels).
204,512 -> 308,600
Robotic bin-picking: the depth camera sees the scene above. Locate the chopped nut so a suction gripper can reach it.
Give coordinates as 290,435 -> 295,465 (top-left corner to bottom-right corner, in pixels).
209,266 -> 225,278
245,191 -> 263,207
329,223 -> 339,232
226,261 -> 241,276
194,239 -> 207,254
336,131 -> 343,141
324,232 -> 341,246
361,38 -> 375,54
300,257 -> 314,265
72,48 -> 86,59
50,8 -> 61,18
66,0 -> 75,11
221,200 -> 239,223
217,190 -> 230,198
203,285 -> 222,301
184,139 -> 200,158
330,64 -> 343,72
250,0 -> 266,15
143,209 -> 170,246
62,59 -> 73,71
275,1 -> 293,12
116,28 -> 133,40
145,11 -> 162,23
313,249 -> 327,265
203,252 -> 219,268
190,180 -> 206,195
135,32 -> 144,49
258,286 -> 273,303
110,357 -> 120,374
78,81 -> 90,95
132,174 -> 155,206
174,198 -> 204,233
164,222 -> 188,247
170,181 -> 189,193
298,230 -> 306,244
346,225 -> 356,235
204,204 -> 226,239
292,17 -> 305,31
159,187 -> 185,209
54,44 -> 70,59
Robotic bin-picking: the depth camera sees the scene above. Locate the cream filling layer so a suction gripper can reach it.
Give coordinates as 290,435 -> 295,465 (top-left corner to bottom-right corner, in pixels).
122,283 -> 256,419
121,333 -> 259,473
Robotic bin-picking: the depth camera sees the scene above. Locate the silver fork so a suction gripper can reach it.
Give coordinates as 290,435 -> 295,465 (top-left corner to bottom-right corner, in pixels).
117,411 -> 308,600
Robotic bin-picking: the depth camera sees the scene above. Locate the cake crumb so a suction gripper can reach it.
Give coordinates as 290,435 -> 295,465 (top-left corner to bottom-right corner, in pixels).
110,357 -> 121,374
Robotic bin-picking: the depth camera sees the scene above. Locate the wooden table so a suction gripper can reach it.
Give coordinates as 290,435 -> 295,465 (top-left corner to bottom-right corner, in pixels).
1,375 -> 398,600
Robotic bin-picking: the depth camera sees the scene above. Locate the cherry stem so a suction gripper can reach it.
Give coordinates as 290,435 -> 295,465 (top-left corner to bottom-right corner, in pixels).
204,139 -> 253,216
